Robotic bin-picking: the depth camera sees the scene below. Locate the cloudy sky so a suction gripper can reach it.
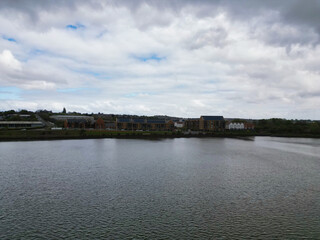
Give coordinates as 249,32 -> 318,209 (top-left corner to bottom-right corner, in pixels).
0,0 -> 320,119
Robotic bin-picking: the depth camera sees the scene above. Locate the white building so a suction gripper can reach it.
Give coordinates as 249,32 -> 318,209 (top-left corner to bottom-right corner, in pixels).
50,115 -> 95,124
0,121 -> 44,128
226,122 -> 245,130
174,121 -> 184,128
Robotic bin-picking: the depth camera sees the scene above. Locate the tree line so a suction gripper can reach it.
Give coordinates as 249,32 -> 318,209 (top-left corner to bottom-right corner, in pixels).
253,118 -> 320,134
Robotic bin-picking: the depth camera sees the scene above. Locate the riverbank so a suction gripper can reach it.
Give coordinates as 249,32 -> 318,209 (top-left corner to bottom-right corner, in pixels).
1,129 -> 320,142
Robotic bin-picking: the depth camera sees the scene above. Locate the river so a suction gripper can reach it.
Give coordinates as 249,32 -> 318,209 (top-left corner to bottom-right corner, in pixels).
0,137 -> 319,239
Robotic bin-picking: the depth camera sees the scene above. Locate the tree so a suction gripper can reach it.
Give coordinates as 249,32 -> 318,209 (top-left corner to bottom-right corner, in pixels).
95,117 -> 105,129
62,107 -> 66,114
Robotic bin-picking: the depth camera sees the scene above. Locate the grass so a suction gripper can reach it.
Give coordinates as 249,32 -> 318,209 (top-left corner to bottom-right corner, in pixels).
0,129 -> 319,141
0,129 -> 175,141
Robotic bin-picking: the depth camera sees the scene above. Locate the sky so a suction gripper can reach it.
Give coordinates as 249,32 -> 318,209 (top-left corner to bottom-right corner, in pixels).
0,0 -> 320,119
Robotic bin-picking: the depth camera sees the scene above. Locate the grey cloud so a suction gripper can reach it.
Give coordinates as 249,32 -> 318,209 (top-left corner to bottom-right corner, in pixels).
188,27 -> 228,50
282,0 -> 320,32
1,1 -> 319,29
1,0 -> 320,46
252,22 -> 319,49
124,0 -> 320,48
0,0 -> 320,119
298,91 -> 320,98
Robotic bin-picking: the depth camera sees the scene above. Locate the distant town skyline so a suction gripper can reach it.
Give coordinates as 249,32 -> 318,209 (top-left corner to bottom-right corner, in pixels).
0,0 -> 320,119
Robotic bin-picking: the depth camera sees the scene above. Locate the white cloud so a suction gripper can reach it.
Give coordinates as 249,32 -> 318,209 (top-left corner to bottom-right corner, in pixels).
0,50 -> 21,70
0,1 -> 319,119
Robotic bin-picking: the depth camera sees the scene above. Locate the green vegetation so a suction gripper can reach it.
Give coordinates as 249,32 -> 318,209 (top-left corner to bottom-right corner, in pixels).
254,118 -> 320,135
1,110 -> 320,140
0,129 -> 176,141
0,109 -> 37,121
0,127 -> 319,141
37,111 -> 52,122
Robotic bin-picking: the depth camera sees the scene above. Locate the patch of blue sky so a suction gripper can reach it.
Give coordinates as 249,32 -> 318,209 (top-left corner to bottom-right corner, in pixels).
66,25 -> 77,30
200,89 -> 234,94
207,79 -> 222,84
29,49 -> 46,56
124,93 -> 138,98
25,49 -> 83,64
97,30 -> 108,38
124,92 -> 156,98
2,35 -> 16,42
69,68 -> 112,80
19,49 -> 48,62
57,87 -> 98,93
81,70 -> 100,77
200,90 -> 218,94
66,23 -> 85,30
133,53 -> 166,62
0,86 -> 21,100
174,84 -> 187,89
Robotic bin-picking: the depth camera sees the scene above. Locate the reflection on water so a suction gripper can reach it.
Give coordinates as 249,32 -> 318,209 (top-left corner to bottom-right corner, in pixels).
254,136 -> 320,158
0,137 -> 319,239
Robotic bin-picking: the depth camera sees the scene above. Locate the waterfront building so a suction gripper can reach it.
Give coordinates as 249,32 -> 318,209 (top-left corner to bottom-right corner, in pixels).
244,122 -> 255,130
0,121 -> 44,128
226,122 -> 244,130
95,117 -> 105,129
63,119 -> 88,129
116,118 -> 174,131
184,118 -> 200,130
105,122 -> 115,129
174,120 -> 184,128
199,116 -> 225,131
225,122 -> 255,130
51,115 -> 95,129
50,115 -> 94,123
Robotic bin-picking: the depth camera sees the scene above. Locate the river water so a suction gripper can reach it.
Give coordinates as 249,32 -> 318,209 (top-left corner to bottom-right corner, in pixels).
0,137 -> 319,239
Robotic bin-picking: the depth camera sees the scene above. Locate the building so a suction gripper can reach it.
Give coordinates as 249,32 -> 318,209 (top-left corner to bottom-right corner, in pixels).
173,120 -> 184,128
184,118 -> 200,130
63,119 -> 89,129
50,115 -> 94,123
51,115 -> 95,129
226,122 -> 255,130
105,122 -> 115,129
116,118 -> 174,131
95,117 -> 105,129
199,116 -> 225,131
0,121 -> 44,128
226,122 -> 244,130
244,122 -> 255,130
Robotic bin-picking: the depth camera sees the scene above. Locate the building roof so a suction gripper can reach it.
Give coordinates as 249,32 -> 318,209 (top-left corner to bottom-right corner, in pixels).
201,116 -> 224,121
147,119 -> 166,124
117,118 -> 166,124
117,118 -> 132,123
66,119 -> 89,123
187,118 -> 200,121
51,115 -> 94,120
133,119 -> 145,123
0,121 -> 43,124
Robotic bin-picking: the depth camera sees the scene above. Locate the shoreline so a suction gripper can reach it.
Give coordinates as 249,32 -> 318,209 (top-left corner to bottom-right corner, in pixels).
1,129 -> 320,142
